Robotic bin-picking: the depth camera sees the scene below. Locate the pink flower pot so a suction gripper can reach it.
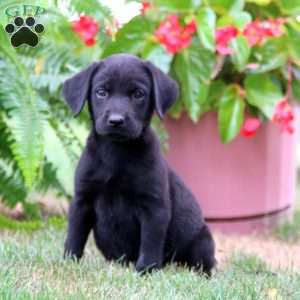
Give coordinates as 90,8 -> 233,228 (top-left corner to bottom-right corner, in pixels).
165,113 -> 298,233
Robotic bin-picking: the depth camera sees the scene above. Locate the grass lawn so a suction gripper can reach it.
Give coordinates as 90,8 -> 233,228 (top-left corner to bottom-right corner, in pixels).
1,224 -> 300,300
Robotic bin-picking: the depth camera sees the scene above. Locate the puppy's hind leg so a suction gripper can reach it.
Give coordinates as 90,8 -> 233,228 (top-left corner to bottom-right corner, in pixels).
185,225 -> 216,276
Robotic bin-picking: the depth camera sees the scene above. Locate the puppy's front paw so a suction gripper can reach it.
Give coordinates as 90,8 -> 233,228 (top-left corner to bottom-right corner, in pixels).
63,246 -> 83,262
135,257 -> 161,274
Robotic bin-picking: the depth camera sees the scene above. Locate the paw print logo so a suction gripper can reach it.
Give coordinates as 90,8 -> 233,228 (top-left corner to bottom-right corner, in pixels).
5,16 -> 44,47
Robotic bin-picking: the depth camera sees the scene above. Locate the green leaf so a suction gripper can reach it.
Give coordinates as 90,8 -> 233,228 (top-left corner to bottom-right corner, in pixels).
208,80 -> 226,109
43,122 -> 78,195
286,25 -> 300,63
208,0 -> 244,14
174,46 -> 213,122
185,42 -> 216,84
153,0 -> 200,10
245,74 -> 283,118
196,7 -> 216,52
250,38 -> 287,73
143,43 -> 173,73
230,36 -> 250,72
217,11 -> 252,29
102,16 -> 154,57
292,80 -> 300,102
3,109 -> 44,189
187,83 -> 210,122
279,0 -> 300,15
218,85 -> 245,143
71,0 -> 112,20
246,0 -> 271,4
0,162 -> 27,207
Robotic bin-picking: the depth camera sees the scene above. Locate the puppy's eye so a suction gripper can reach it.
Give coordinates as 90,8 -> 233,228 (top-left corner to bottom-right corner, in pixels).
96,88 -> 108,98
132,89 -> 145,100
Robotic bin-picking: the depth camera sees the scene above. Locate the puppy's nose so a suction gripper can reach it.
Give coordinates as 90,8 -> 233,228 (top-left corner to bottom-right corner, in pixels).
108,114 -> 125,127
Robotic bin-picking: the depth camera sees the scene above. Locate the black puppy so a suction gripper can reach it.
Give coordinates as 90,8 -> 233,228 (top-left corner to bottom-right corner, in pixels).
63,54 -> 216,274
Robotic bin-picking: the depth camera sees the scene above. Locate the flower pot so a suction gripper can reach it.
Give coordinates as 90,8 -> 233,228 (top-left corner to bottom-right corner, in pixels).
165,113 -> 298,233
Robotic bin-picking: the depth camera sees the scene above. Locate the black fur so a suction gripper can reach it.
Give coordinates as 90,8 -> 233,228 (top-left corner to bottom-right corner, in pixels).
63,54 -> 216,274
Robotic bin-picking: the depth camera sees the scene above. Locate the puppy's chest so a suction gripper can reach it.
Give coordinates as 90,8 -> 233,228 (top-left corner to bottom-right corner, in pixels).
91,156 -> 151,192
95,191 -> 137,219
101,172 -> 146,204
92,168 -> 151,221
93,189 -> 139,240
83,144 -> 159,200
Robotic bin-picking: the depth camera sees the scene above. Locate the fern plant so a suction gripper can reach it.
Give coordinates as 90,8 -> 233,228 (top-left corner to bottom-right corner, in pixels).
0,0 -> 112,211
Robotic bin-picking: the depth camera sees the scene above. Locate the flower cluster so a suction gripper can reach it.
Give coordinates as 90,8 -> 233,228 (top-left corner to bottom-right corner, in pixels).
154,15 -> 197,54
243,18 -> 285,46
155,16 -> 285,56
72,16 -> 99,46
215,18 -> 285,55
241,118 -> 261,137
241,98 -> 295,138
215,26 -> 239,55
272,98 -> 295,134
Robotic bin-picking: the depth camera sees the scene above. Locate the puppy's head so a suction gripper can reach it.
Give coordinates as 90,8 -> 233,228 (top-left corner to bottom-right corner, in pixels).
63,54 -> 178,141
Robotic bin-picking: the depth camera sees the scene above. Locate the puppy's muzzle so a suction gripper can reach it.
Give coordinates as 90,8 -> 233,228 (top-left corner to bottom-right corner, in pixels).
108,113 -> 125,128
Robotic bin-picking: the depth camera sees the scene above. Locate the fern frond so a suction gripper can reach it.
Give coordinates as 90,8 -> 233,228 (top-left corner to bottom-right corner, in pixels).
0,28 -> 45,188
37,161 -> 70,198
0,160 -> 27,207
31,73 -> 70,94
43,122 -> 76,195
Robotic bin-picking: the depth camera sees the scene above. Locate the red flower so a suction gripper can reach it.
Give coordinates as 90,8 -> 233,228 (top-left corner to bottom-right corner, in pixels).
215,26 -> 239,55
243,18 -> 285,47
243,20 -> 265,46
140,1 -> 151,15
272,98 -> 295,134
263,18 -> 285,37
183,20 -> 197,36
155,15 -> 196,54
180,20 -> 197,48
241,118 -> 261,137
72,16 -> 99,47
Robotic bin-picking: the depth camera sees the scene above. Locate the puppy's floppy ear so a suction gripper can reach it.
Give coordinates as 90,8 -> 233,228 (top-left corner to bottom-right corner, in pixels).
145,61 -> 178,119
62,62 -> 100,116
